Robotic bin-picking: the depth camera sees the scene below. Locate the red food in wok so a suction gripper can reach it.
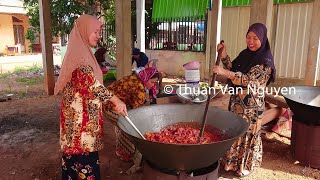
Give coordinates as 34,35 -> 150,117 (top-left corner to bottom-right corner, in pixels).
145,122 -> 226,144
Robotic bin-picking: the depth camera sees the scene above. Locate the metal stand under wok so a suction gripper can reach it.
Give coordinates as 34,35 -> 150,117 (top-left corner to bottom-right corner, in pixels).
142,160 -> 219,180
282,86 -> 320,168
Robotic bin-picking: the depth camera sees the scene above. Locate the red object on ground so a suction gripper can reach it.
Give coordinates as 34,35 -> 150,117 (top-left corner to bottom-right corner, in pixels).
101,67 -> 108,74
145,123 -> 225,144
271,109 -> 293,138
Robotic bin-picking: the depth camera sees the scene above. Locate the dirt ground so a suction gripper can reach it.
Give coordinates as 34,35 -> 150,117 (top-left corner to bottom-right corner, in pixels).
0,74 -> 319,180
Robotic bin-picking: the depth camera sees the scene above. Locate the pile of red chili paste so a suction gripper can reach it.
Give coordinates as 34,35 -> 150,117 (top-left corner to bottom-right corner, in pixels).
145,122 -> 227,144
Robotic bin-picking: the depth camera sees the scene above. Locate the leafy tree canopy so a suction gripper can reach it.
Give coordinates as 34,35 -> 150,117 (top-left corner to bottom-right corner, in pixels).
23,0 -> 115,37
23,0 -> 159,51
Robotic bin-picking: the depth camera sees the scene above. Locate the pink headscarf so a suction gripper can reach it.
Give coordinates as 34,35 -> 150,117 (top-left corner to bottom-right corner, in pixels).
54,14 -> 103,95
137,67 -> 158,98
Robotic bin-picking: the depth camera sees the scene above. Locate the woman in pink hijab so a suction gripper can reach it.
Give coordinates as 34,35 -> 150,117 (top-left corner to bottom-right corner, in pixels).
104,67 -> 159,174
55,14 -> 127,179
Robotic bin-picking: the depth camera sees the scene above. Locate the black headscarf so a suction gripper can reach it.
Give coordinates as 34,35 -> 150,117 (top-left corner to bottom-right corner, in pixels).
94,47 -> 107,67
230,23 -> 276,86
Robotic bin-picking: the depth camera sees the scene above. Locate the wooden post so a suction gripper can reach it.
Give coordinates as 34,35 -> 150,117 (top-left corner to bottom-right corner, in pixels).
204,11 -> 212,79
115,0 -> 132,79
136,0 -> 145,52
207,0 -> 222,76
38,0 -> 55,95
249,0 -> 273,39
304,0 -> 320,86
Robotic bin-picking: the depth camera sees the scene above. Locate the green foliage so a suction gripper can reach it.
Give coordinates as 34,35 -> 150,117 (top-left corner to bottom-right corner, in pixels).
25,28 -> 36,44
12,64 -> 44,85
97,0 -> 116,61
0,72 -> 11,79
23,0 -> 113,37
13,64 -> 42,74
101,0 -> 115,26
23,0 -> 160,62
25,28 -> 37,52
131,1 -> 160,49
0,64 -> 42,80
106,35 -> 116,61
145,4 -> 160,48
15,75 -> 44,85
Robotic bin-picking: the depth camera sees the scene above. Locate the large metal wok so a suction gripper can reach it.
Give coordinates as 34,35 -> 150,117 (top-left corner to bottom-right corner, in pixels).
281,86 -> 320,125
118,104 -> 249,171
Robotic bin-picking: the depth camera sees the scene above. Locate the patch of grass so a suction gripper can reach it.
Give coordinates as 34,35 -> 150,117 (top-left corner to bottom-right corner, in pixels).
0,64 -> 42,79
15,75 -> 44,85
13,64 -> 42,74
0,72 -> 11,79
17,91 -> 27,98
0,89 -> 13,96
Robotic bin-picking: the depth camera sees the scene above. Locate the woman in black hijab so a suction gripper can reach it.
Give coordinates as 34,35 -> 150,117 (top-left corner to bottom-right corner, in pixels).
94,47 -> 108,67
212,23 -> 276,177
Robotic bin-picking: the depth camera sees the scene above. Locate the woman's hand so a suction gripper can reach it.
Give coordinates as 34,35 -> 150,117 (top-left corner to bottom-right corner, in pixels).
212,65 -> 228,77
212,65 -> 224,75
109,95 -> 128,116
217,42 -> 227,59
212,65 -> 234,80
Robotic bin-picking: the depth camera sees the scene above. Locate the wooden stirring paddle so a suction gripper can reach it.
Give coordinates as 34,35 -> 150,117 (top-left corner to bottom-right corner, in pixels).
198,40 -> 224,143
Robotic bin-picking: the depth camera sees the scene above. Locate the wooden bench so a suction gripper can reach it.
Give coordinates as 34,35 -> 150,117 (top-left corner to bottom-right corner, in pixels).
6,46 -> 18,55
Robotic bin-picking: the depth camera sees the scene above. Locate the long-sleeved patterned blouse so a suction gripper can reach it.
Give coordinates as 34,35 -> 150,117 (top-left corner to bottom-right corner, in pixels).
221,55 -> 272,122
60,65 -> 114,155
105,74 -> 146,110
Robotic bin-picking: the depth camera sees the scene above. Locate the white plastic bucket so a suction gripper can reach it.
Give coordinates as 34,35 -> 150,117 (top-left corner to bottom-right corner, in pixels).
185,69 -> 200,82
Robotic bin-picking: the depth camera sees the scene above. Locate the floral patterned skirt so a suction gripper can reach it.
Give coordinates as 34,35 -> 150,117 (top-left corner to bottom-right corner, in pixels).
62,152 -> 100,180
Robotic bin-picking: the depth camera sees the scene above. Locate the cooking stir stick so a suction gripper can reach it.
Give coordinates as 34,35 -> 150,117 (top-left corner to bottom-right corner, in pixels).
198,41 -> 224,143
124,116 -> 146,140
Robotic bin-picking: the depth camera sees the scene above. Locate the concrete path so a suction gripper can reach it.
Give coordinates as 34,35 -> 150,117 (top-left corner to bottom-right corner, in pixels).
0,54 -> 62,73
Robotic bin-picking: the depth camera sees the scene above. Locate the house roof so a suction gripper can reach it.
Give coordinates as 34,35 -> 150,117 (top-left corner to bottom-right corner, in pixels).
0,0 -> 26,14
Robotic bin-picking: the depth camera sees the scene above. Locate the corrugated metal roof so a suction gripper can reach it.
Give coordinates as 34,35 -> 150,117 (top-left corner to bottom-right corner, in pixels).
152,0 -> 209,22
222,0 -> 309,7
152,0 -> 309,22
